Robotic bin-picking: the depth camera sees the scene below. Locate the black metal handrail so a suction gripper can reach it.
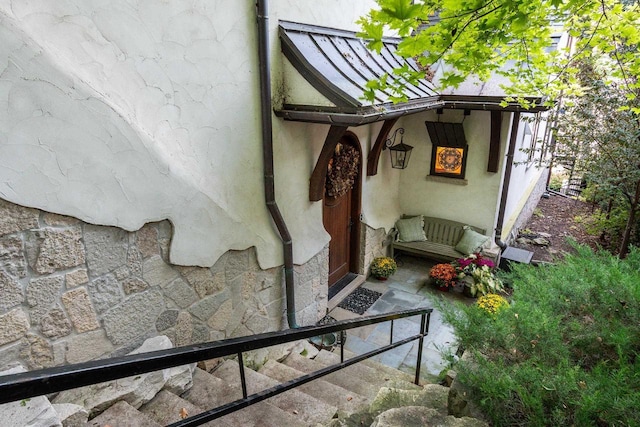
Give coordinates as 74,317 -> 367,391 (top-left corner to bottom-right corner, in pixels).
0,306 -> 432,426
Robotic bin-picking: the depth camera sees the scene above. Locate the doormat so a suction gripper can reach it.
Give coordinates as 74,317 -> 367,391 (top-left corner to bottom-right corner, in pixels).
328,273 -> 358,300
338,287 -> 382,315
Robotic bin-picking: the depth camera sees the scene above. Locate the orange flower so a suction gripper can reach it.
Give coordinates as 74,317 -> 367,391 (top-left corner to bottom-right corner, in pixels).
429,263 -> 457,287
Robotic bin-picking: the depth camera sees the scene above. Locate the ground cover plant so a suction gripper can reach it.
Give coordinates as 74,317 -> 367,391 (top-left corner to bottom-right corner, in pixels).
441,243 -> 640,426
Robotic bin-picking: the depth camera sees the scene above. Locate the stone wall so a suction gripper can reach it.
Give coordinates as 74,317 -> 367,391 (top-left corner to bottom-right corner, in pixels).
0,198 -> 327,371
360,223 -> 391,277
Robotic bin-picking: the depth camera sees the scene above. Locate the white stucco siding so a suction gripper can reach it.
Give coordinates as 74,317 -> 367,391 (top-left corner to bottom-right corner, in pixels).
0,0 -> 379,268
397,110 -> 505,235
501,113 -> 549,239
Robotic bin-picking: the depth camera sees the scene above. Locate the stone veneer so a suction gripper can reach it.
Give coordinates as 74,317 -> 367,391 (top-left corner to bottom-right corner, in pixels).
0,198 -> 328,371
360,223 -> 392,277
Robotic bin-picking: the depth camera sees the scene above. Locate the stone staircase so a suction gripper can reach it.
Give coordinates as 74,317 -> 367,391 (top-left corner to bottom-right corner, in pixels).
77,344 -> 488,427
1,335 -> 488,426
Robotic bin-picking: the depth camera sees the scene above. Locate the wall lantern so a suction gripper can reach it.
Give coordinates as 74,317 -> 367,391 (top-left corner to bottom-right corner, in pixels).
384,128 -> 413,169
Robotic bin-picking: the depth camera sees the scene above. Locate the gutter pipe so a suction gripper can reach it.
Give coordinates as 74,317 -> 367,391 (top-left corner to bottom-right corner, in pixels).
494,111 -> 521,249
256,0 -> 299,328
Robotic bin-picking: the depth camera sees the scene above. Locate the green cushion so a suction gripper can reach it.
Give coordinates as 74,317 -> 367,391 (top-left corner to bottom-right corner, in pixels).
455,226 -> 489,255
395,216 -> 427,242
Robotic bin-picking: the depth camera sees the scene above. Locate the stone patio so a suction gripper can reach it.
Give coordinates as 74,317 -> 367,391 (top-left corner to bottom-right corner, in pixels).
328,255 -> 472,383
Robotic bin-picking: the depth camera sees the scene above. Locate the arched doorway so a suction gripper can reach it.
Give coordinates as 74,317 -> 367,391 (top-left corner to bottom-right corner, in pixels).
322,132 -> 362,289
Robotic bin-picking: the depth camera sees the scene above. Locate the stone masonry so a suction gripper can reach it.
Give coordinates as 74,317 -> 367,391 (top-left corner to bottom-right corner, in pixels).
0,197 -> 327,372
360,223 -> 392,277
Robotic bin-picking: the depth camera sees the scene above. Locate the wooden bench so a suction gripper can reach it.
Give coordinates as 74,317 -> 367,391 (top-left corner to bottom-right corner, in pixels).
391,216 -> 497,262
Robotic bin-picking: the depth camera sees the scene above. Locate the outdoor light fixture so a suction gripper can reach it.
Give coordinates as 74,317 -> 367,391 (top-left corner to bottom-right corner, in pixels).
384,128 -> 413,169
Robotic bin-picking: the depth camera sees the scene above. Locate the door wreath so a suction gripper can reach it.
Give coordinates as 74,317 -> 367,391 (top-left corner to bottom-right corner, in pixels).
325,143 -> 360,198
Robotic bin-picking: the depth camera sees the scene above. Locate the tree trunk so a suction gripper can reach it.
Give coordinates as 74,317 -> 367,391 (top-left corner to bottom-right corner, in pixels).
618,179 -> 640,258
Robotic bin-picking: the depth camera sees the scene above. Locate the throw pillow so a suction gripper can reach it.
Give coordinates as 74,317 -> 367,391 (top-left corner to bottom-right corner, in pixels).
455,226 -> 490,255
395,216 -> 427,242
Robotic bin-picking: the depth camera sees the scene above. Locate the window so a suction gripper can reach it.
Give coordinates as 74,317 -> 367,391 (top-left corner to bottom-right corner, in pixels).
425,121 -> 469,179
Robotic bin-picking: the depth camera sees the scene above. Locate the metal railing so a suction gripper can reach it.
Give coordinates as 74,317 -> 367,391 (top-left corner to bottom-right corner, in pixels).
0,307 -> 432,427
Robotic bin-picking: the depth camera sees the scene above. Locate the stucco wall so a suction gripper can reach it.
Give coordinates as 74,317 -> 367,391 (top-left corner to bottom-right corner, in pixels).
0,197 -> 327,371
0,0 -> 378,271
501,113 -> 551,240
397,110 -> 507,235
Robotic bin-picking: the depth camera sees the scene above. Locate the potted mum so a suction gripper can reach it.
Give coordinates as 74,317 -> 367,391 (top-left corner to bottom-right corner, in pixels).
429,263 -> 457,291
370,256 -> 397,280
454,253 -> 504,297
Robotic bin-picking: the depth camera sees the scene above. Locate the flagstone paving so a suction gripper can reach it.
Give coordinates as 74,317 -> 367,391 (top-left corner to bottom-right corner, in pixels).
327,255 -> 474,383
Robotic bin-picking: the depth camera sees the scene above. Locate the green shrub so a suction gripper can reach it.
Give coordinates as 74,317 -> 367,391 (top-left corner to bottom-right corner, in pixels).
440,244 -> 640,426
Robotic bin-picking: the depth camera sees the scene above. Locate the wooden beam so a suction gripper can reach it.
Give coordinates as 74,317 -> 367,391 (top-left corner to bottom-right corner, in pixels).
366,118 -> 399,176
309,125 -> 349,201
487,111 -> 502,173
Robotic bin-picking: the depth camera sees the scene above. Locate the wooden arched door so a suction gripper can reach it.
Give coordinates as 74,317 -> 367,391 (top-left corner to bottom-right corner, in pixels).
322,133 -> 362,288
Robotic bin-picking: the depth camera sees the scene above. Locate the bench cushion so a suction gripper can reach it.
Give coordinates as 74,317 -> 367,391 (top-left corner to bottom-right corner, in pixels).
455,226 -> 490,255
395,215 -> 427,242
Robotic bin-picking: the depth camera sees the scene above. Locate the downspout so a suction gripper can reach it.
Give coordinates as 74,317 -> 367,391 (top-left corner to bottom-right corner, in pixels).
495,111 -> 521,249
256,0 -> 298,328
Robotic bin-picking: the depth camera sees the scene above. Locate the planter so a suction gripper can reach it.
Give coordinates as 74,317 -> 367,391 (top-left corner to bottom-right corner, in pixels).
437,285 -> 450,292
463,284 -> 476,298
375,276 -> 388,281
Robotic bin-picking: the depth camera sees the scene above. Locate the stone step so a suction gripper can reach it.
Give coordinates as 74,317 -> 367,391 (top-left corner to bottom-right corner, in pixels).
140,389 -> 230,427
257,359 -> 369,417
370,406 -> 489,427
368,385 -> 449,420
211,359 -> 338,425
339,348 -> 418,384
315,349 -> 423,392
85,400 -> 160,427
180,367 -> 307,427
282,351 -> 381,399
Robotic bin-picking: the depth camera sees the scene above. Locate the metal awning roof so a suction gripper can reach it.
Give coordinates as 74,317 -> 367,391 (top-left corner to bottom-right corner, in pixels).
276,21 -> 552,125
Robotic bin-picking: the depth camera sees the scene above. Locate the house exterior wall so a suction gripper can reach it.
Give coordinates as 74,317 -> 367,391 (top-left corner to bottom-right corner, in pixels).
396,110 -> 507,235
0,197 -> 327,371
0,0 -> 378,271
501,113 -> 551,241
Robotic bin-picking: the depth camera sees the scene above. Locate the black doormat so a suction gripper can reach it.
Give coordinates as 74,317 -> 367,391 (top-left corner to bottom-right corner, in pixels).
337,287 -> 382,315
328,273 -> 358,300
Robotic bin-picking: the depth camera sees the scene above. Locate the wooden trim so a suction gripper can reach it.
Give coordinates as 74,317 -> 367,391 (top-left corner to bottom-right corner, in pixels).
488,111 -> 502,173
309,125 -> 349,201
366,118 -> 399,176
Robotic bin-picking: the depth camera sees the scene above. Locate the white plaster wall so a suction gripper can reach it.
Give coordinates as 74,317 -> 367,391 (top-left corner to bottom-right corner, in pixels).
502,113 -> 549,238
0,0 -> 379,268
397,110 -> 507,235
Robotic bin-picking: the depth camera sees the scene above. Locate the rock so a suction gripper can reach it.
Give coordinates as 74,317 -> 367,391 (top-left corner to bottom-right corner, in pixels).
84,225 -> 128,277
0,308 -> 30,346
0,270 -> 24,311
448,379 -> 485,421
85,401 -> 160,427
0,365 -> 62,427
28,227 -> 85,275
61,288 -> 100,333
87,274 -> 123,315
370,386 -> 448,419
0,235 -> 28,278
40,308 -> 72,339
371,406 -> 488,426
101,290 -> 164,346
65,269 -> 89,289
533,237 -> 550,246
0,199 -> 39,237
538,232 -> 552,238
444,370 -> 457,387
52,403 -> 88,427
53,336 -> 194,416
64,329 -> 114,364
25,275 -> 65,324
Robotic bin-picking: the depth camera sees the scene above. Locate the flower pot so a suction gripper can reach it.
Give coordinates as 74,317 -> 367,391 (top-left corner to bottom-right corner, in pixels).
437,285 -> 449,292
375,276 -> 388,281
463,284 -> 476,298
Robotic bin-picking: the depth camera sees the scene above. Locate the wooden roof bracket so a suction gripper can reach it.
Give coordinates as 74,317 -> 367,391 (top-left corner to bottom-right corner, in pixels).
487,111 -> 502,173
309,125 -> 349,201
366,118 -> 399,176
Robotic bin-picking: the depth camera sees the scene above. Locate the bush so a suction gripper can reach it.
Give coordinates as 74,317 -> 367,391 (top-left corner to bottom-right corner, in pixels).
440,244 -> 640,426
